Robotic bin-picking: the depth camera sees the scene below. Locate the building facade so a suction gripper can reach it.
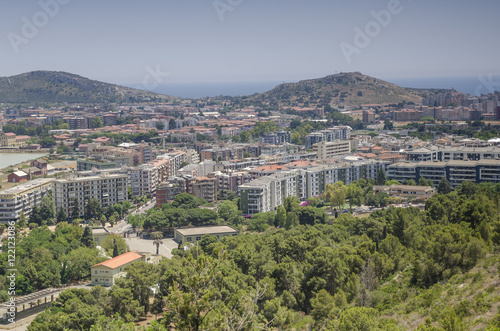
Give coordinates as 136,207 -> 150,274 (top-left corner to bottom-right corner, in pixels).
52,174 -> 128,219
313,140 -> 352,159
0,178 -> 54,223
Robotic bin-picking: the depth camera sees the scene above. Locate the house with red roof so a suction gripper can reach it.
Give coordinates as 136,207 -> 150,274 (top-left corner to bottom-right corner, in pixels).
90,250 -> 162,286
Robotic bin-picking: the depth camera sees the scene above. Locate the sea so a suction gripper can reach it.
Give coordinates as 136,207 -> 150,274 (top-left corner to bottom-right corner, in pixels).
0,153 -> 47,171
128,76 -> 500,99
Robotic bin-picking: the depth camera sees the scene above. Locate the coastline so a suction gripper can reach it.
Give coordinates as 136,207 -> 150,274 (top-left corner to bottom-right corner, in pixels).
0,148 -> 51,154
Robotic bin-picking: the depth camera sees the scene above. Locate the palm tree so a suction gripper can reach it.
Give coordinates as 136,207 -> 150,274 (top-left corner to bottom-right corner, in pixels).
151,231 -> 163,255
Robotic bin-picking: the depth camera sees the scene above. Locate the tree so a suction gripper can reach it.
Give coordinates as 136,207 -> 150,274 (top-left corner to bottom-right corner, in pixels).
151,231 -> 163,255
325,181 -> 347,210
285,211 -> 299,229
101,235 -> 129,256
151,294 -> 165,319
18,212 -> 27,229
112,239 -> 119,257
383,119 -> 393,130
437,177 -> 452,195
57,207 -> 67,224
169,119 -> 177,130
284,196 -> 300,213
92,117 -> 104,129
117,262 -> 159,315
39,195 -> 56,225
85,198 -> 102,220
172,193 -> 202,209
71,198 -> 80,220
376,168 -> 387,186
347,183 -> 364,211
275,206 -> 286,228
218,200 -> 241,226
155,122 -> 165,131
81,226 -> 95,248
310,289 -> 335,327
418,177 -> 430,186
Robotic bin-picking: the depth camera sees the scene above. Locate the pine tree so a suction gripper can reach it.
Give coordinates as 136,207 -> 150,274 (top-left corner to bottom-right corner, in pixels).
376,168 -> 387,185
71,198 -> 80,220
437,177 -> 452,194
56,207 -> 67,224
18,212 -> 27,229
113,239 -> 119,257
81,226 -> 95,248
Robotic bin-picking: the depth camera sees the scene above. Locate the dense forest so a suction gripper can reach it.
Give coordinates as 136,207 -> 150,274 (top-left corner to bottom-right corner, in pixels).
22,181 -> 500,330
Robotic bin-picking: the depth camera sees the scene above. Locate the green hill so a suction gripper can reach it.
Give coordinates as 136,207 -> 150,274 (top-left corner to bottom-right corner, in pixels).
240,72 -> 423,108
0,71 -> 173,104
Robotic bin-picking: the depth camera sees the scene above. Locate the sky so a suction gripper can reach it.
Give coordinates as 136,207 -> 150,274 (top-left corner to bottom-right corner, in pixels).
1,0 -> 499,92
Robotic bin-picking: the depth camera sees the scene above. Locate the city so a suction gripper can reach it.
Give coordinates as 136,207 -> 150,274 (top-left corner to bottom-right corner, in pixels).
1,1 -> 500,330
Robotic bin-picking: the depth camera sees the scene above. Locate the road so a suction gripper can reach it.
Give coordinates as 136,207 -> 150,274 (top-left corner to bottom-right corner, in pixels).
108,198 -> 157,235
107,198 -> 178,258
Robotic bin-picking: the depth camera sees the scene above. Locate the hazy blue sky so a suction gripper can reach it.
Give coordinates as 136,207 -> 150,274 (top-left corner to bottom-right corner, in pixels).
1,0 -> 499,87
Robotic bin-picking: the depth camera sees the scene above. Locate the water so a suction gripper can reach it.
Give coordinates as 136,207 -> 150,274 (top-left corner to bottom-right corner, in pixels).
127,81 -> 283,98
128,76 -> 500,98
0,153 -> 47,170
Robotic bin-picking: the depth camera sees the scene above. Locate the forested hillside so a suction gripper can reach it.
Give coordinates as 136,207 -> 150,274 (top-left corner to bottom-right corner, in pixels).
24,181 -> 500,330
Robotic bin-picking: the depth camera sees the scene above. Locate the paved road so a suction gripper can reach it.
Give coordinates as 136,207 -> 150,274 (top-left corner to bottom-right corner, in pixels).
108,199 -> 157,235
125,236 -> 177,259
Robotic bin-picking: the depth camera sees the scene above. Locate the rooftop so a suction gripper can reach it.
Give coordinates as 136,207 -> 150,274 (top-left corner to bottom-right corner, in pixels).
91,251 -> 142,269
175,226 -> 238,236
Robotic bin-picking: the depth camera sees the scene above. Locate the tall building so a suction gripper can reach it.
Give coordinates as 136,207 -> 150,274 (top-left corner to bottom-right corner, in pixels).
52,174 -> 128,219
387,160 -> 500,188
313,140 -> 352,159
305,126 -> 352,150
239,160 -> 388,215
0,178 -> 54,223
189,177 -> 217,203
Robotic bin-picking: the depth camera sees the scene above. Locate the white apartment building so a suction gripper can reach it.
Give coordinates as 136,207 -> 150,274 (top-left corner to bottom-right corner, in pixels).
127,164 -> 158,197
313,140 -> 352,159
0,178 -> 54,223
52,174 -> 128,219
239,160 -> 389,215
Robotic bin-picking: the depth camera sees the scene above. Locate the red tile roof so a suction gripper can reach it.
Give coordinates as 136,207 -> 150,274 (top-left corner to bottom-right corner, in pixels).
91,251 -> 142,269
252,165 -> 290,172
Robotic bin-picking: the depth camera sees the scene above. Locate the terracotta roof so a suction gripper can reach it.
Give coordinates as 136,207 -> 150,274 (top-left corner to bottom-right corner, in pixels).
91,251 -> 142,269
252,165 -> 289,172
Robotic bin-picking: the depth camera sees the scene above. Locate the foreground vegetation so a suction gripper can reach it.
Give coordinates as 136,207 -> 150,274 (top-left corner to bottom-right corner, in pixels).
23,181 -> 500,330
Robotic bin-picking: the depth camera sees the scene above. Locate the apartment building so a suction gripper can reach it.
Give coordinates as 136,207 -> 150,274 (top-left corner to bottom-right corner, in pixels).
239,160 -> 389,215
313,140 -> 352,159
373,185 -> 436,200
0,178 -> 54,223
158,151 -> 186,177
260,130 -> 291,145
405,146 -> 500,163
52,174 -> 128,219
0,132 -> 31,148
189,177 -> 217,203
387,160 -> 500,188
305,126 -> 352,150
127,164 -> 158,197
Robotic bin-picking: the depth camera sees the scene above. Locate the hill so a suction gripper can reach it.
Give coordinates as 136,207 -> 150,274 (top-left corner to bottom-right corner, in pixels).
237,72 -> 423,108
0,71 -> 173,104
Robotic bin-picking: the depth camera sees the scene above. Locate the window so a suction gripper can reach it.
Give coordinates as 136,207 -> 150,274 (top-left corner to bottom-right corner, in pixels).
187,237 -> 192,242
195,237 -> 201,241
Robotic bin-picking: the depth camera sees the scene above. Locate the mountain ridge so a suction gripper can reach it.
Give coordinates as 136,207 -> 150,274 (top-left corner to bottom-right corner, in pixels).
0,71 -> 173,104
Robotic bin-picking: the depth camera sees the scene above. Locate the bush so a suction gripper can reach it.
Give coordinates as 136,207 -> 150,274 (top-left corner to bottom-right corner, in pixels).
28,223 -> 38,229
